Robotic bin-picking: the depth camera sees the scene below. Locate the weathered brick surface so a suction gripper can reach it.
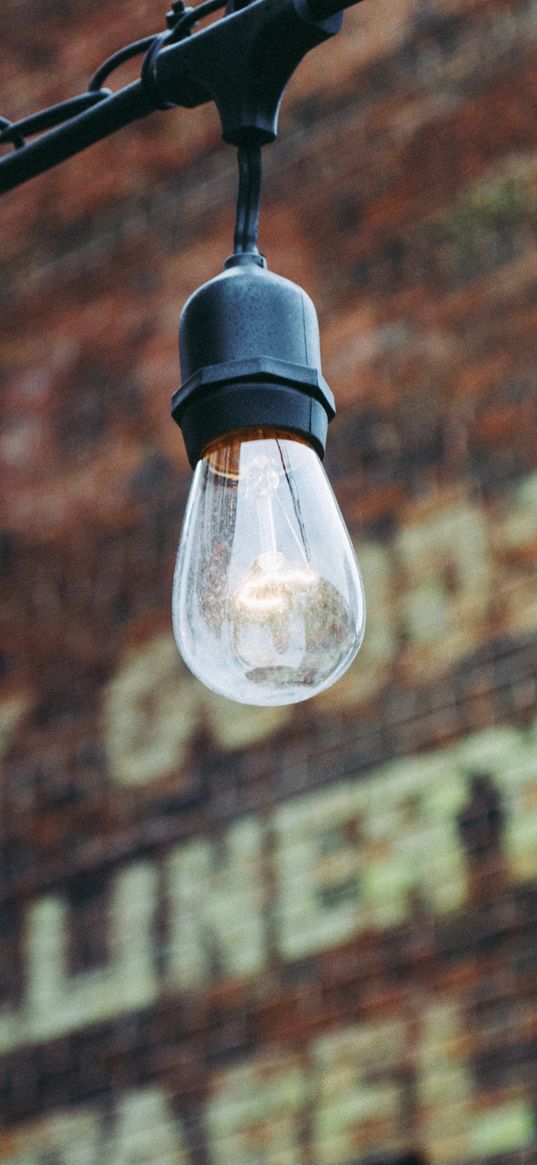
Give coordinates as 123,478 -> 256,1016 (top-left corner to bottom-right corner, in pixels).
1,0 -> 537,1162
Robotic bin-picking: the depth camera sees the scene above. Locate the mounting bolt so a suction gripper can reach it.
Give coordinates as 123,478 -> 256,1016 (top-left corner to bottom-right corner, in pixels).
166,1 -> 187,28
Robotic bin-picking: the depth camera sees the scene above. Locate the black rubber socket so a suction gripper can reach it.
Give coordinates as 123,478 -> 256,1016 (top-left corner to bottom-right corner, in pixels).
172,254 -> 335,467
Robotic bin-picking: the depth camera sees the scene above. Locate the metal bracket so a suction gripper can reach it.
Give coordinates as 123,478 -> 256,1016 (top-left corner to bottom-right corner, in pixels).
151,0 -> 343,143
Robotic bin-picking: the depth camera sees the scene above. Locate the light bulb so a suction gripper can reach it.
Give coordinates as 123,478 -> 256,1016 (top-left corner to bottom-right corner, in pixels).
172,429 -> 365,706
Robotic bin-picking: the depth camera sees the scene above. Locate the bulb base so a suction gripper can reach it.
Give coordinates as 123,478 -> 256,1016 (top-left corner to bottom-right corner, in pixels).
172,256 -> 335,466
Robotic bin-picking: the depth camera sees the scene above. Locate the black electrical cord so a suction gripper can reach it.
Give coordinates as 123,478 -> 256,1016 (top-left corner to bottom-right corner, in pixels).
233,141 -> 262,254
174,0 -> 228,32
0,0 -> 356,192
88,37 -> 158,92
0,0 -> 226,155
90,0 -> 226,92
0,116 -> 25,149
0,92 -> 112,148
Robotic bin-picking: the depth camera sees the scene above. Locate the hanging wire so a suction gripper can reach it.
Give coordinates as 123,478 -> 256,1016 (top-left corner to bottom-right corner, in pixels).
88,37 -> 157,92
233,141 -> 262,254
0,116 -> 26,150
0,92 -> 112,148
89,0 -> 226,91
173,0 -> 228,34
0,0 -> 226,154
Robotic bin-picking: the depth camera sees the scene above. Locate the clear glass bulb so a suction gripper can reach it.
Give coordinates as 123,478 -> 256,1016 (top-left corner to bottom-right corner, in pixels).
173,430 -> 365,706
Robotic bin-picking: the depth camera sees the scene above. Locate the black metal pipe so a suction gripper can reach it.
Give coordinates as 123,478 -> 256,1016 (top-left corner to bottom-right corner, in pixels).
0,82 -> 156,194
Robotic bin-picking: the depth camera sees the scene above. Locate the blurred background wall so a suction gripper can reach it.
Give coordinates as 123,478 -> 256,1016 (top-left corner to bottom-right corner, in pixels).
1,0 -> 537,1161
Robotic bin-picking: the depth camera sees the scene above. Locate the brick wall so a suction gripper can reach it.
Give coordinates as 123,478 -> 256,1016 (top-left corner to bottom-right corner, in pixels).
0,0 -> 536,1161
